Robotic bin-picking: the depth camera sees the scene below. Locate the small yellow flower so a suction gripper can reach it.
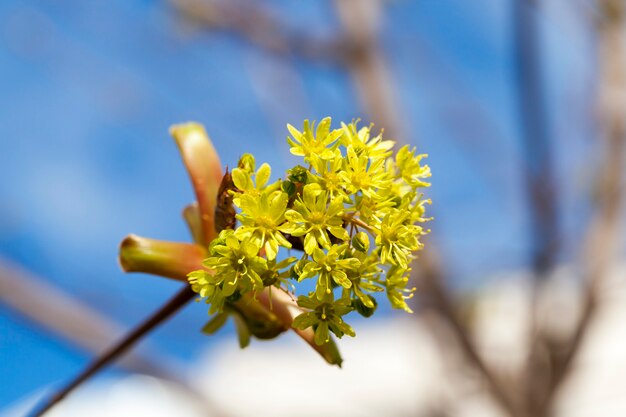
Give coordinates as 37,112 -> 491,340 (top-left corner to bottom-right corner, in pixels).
201,231 -> 268,302
374,208 -> 425,270
299,245 -> 361,301
234,190 -> 292,260
339,146 -> 391,199
395,144 -> 431,189
280,184 -> 350,254
287,117 -> 342,163
293,295 -> 355,345
309,149 -> 349,200
340,121 -> 394,161
385,265 -> 416,313
231,162 -> 280,206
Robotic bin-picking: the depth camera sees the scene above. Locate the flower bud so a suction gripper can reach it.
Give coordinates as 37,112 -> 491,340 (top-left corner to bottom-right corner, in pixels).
238,153 -> 256,173
287,165 -> 309,184
352,231 -> 370,252
352,295 -> 378,317
282,180 -> 297,197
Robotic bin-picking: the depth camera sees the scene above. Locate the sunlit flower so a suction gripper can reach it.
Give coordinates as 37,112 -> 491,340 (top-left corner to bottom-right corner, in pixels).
293,294 -> 355,345
342,249 -> 384,309
231,161 -> 280,206
299,245 -> 361,300
287,117 -> 342,163
280,184 -> 350,254
201,231 -> 268,301
339,145 -> 391,199
340,121 -> 394,161
374,208 -> 425,270
385,265 -> 416,313
309,149 -> 349,199
395,144 -> 431,189
234,190 -> 292,260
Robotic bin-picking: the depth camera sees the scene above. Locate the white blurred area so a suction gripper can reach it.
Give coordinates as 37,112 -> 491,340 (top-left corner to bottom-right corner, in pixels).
6,265 -> 626,417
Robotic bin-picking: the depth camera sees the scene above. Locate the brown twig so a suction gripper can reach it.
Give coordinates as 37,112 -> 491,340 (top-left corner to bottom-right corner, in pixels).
0,257 -> 179,379
416,253 -> 520,417
538,0 -> 626,414
332,0 -> 406,141
332,1 -> 518,413
169,0 -> 406,141
168,0 -> 348,61
28,286 -> 196,417
511,1 -> 560,415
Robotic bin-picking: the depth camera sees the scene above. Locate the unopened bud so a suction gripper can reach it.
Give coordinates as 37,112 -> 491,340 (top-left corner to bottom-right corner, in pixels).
238,153 -> 256,173
352,231 -> 370,252
287,165 -> 309,184
352,295 -> 377,317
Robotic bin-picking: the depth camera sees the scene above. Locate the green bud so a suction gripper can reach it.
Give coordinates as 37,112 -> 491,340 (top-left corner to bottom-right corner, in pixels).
208,229 -> 234,255
290,258 -> 307,280
287,165 -> 309,184
226,290 -> 243,303
238,153 -> 256,173
352,295 -> 378,317
282,180 -> 297,197
352,231 -> 370,252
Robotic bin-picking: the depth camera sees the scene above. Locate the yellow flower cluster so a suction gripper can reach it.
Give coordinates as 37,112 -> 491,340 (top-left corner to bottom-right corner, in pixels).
189,117 -> 431,345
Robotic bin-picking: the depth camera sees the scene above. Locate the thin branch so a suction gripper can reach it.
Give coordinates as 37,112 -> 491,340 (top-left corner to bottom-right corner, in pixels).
333,1 -> 516,414
28,286 -> 196,417
169,0 -> 406,141
168,0 -> 348,61
539,0 -> 626,413
332,0 -> 406,141
416,254 -> 520,417
513,0 -> 558,282
0,257 -> 179,379
511,1 -> 560,415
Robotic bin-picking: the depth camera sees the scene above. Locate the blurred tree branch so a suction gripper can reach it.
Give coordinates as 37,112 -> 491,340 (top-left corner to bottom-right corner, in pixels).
539,1 -> 626,414
28,286 -> 197,417
169,0 -> 405,140
0,258 -> 221,417
511,1 -> 561,415
416,253 -> 520,417
169,0 -> 347,60
331,0 -> 405,140
0,257 -> 179,380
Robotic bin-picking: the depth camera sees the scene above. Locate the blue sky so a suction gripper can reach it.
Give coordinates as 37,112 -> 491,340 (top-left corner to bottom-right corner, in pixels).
0,0 -> 599,407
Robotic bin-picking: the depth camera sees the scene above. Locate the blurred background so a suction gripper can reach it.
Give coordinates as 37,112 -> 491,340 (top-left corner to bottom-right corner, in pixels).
1,0 -> 625,416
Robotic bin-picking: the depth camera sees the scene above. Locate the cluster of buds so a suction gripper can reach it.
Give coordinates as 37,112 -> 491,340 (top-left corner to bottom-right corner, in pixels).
119,117 -> 431,366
